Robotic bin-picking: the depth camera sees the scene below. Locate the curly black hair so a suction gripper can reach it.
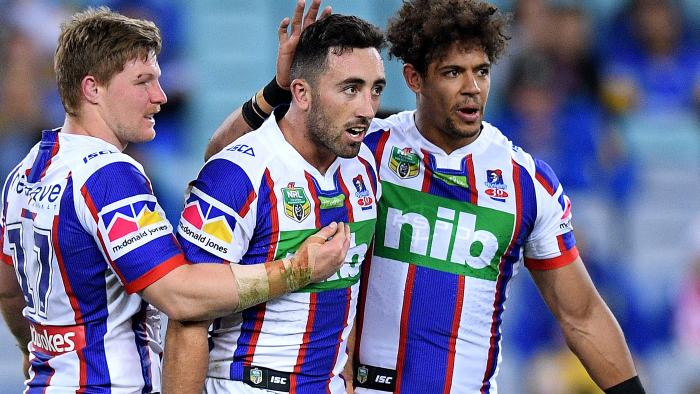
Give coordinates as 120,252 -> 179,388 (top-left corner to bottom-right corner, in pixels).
387,0 -> 510,75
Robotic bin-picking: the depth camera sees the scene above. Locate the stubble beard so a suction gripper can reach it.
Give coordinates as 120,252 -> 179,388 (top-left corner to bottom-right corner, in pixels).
307,102 -> 361,159
443,111 -> 482,142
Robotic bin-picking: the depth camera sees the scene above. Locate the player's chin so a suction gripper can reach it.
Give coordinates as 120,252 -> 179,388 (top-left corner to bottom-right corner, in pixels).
134,128 -> 157,144
336,142 -> 362,159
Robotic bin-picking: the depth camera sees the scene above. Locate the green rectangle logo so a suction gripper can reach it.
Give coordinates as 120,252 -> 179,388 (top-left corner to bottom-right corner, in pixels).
275,219 -> 376,292
374,182 -> 515,281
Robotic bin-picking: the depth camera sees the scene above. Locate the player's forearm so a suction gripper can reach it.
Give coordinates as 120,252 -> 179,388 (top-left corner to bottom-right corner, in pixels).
162,319 -> 210,394
0,264 -> 31,355
343,323 -> 356,393
0,292 -> 31,354
143,263 -> 239,321
560,298 -> 638,390
145,251 -> 319,321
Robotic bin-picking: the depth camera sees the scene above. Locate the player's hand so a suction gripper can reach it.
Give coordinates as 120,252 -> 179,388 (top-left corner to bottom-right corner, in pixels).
294,221 -> 350,283
276,0 -> 332,89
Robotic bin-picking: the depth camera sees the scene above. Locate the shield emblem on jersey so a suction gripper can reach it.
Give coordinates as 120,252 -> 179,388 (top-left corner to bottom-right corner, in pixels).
250,367 -> 263,385
282,183 -> 310,222
357,366 -> 368,384
389,147 -> 420,179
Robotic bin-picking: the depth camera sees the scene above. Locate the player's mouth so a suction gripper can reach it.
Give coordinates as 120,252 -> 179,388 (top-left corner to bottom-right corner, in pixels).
144,108 -> 160,124
345,124 -> 368,142
457,104 -> 480,123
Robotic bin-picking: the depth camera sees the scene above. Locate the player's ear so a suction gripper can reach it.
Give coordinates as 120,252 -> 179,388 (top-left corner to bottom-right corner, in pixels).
403,64 -> 422,94
291,78 -> 311,111
81,75 -> 101,104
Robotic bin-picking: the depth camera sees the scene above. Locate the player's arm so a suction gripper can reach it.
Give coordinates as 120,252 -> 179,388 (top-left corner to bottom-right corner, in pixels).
162,319 -> 210,394
141,221 -> 349,322
344,322 -> 356,393
0,261 -> 31,378
205,0 -> 331,160
530,256 -> 644,393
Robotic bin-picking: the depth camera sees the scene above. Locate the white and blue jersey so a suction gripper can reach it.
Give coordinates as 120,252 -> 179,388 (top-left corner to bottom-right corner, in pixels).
354,111 -> 579,393
1,130 -> 185,393
177,111 -> 380,393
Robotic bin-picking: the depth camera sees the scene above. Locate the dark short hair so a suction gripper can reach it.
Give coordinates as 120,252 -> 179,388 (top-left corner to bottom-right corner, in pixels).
290,14 -> 385,83
55,7 -> 162,116
387,0 -> 510,75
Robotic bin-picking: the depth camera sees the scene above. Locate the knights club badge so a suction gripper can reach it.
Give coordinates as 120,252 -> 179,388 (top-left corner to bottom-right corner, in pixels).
352,174 -> 374,210
388,146 -> 420,179
282,182 -> 311,222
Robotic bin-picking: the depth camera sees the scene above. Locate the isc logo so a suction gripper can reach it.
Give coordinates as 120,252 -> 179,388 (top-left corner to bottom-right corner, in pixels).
383,207 -> 498,269
270,376 -> 287,384
376,375 -> 393,384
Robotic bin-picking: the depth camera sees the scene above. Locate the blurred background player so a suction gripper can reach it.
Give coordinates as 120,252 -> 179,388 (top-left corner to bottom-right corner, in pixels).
0,7 -> 349,392
162,9 -> 385,394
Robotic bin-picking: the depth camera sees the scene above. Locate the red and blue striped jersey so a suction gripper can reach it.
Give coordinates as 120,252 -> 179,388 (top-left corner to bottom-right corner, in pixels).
1,130 -> 185,393
354,111 -> 578,394
176,114 -> 380,393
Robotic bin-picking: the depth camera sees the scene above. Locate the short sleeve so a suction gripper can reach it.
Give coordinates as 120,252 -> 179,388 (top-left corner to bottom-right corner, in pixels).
523,159 -> 579,270
177,158 -> 257,264
78,161 -> 185,293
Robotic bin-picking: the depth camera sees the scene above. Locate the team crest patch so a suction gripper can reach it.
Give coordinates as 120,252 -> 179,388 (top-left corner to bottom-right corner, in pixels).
282,183 -> 311,222
179,187 -> 238,258
484,169 -> 509,202
100,197 -> 170,259
388,147 -> 420,179
353,174 -> 374,210
249,367 -> 263,385
357,365 -> 369,384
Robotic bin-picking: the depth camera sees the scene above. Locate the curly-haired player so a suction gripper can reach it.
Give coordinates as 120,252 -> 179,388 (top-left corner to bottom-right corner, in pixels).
206,0 -> 644,392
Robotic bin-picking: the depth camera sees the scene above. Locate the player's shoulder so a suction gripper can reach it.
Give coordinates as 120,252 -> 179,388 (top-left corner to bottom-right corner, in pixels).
482,121 -> 537,171
60,134 -> 144,185
200,127 -> 273,188
484,122 -> 563,193
369,110 -> 415,135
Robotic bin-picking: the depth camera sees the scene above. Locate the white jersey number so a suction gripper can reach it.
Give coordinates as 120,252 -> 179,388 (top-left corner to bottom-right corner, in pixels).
6,222 -> 55,319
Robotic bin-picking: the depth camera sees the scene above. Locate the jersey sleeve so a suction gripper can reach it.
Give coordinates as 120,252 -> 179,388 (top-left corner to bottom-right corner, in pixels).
177,158 -> 257,264
523,159 -> 579,270
1,165 -> 21,266
77,160 -> 185,293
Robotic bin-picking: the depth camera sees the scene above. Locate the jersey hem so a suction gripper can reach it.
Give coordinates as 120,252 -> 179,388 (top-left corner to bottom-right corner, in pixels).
524,246 -> 579,270
124,253 -> 187,293
1,253 -> 12,265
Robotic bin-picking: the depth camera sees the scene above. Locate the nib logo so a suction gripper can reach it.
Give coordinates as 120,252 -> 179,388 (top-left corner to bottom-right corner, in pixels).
181,193 -> 235,243
102,200 -> 165,241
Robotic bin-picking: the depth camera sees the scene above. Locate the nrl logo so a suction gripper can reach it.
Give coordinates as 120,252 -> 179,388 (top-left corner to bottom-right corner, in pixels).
357,365 -> 369,384
250,367 -> 263,385
388,146 -> 420,179
281,182 -> 311,222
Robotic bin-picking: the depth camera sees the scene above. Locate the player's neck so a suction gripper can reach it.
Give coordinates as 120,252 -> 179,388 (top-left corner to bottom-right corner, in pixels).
61,111 -> 127,152
279,109 -> 336,175
414,109 -> 480,155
